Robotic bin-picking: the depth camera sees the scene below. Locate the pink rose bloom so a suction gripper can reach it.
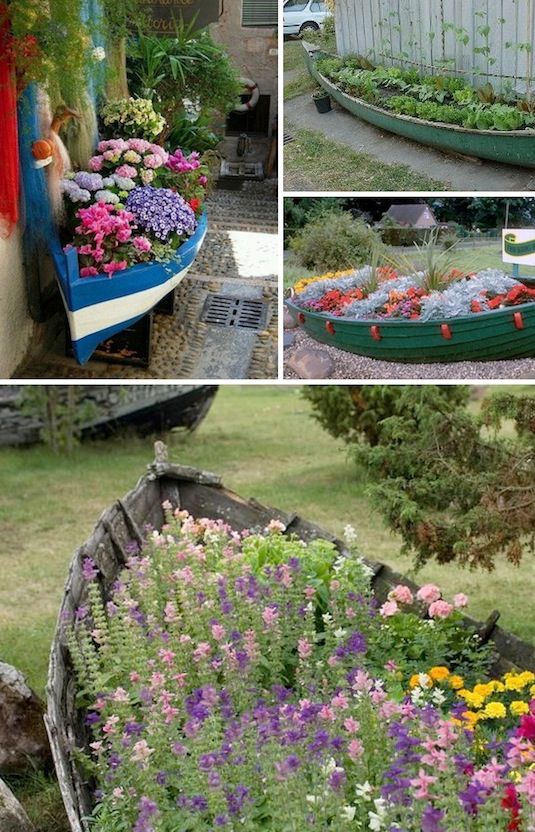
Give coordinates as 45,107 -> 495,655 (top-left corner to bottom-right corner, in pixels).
116,164 -> 138,179
379,599 -> 399,617
389,584 -> 414,605
428,600 -> 454,619
89,155 -> 104,171
453,593 -> 469,609
80,266 -> 98,277
416,583 -> 441,604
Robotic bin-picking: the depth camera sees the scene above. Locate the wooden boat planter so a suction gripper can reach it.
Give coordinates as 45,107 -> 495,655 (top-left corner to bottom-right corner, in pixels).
0,384 -> 218,446
285,295 -> 535,363
49,213 -> 208,365
302,43 -> 535,169
46,451 -> 535,831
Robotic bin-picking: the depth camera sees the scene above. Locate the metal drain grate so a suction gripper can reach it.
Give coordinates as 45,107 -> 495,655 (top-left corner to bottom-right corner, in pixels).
283,131 -> 295,145
201,295 -> 268,330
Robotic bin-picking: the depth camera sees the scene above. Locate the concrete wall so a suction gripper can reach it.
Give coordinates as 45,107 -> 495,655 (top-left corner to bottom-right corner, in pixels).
0,232 -> 34,379
211,2 -> 278,130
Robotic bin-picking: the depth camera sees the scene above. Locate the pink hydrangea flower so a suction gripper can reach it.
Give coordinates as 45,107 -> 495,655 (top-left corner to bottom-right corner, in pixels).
379,599 -> 399,617
388,584 -> 414,605
89,155 -> 104,171
116,164 -> 138,179
416,583 -> 442,604
428,599 -> 454,619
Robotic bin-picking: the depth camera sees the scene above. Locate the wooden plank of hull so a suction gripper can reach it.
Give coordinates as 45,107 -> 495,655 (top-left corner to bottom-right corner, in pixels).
285,298 -> 535,363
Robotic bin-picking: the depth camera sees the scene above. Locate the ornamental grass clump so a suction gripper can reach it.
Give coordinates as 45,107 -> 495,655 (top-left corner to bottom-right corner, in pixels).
66,508 -> 535,832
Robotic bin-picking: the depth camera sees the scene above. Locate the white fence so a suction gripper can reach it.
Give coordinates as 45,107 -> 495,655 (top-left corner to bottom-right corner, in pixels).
335,0 -> 535,92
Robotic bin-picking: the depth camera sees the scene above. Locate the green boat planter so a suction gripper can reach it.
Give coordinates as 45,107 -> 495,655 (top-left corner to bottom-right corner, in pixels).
285,295 -> 535,363
302,43 -> 535,169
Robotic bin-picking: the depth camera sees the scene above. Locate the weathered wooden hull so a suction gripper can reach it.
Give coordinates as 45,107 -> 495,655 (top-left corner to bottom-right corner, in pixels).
0,385 -> 218,446
49,214 -> 208,365
46,456 -> 535,831
285,296 -> 535,363
303,44 -> 535,169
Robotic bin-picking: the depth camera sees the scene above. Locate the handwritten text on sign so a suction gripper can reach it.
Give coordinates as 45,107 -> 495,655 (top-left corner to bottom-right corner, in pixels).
139,0 -> 220,33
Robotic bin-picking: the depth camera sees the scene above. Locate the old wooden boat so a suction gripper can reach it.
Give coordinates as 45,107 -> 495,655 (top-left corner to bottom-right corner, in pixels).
302,43 -> 535,169
49,213 -> 208,365
46,450 -> 535,832
0,384 -> 217,446
285,295 -> 535,363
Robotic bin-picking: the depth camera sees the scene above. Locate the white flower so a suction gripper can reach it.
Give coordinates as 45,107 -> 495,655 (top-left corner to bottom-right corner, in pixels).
91,46 -> 106,62
355,781 -> 373,800
340,805 -> 356,821
343,524 -> 358,547
431,688 -> 446,705
334,627 -> 347,640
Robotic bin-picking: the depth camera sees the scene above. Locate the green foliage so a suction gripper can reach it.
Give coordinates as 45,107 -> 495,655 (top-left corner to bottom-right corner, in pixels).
302,385 -> 470,448
127,19 -> 242,144
289,210 -> 384,272
300,386 -> 535,571
315,55 -> 535,132
20,386 -> 99,455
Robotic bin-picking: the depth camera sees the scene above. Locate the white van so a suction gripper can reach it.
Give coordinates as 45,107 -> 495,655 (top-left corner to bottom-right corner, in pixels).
283,0 -> 329,36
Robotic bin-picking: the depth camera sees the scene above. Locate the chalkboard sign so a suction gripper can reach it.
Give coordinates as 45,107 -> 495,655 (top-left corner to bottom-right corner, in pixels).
139,0 -> 220,33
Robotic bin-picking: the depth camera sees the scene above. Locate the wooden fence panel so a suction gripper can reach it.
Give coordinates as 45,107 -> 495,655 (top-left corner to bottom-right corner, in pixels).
335,0 -> 535,90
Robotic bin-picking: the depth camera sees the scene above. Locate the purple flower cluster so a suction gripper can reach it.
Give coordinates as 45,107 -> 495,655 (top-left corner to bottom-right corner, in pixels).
125,185 -> 197,241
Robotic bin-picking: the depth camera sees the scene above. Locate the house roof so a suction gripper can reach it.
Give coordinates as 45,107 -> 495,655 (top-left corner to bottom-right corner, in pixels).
381,203 -> 437,227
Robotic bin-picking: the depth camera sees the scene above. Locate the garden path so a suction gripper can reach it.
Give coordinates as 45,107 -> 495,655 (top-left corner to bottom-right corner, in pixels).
13,180 -> 278,381
284,91 -> 535,192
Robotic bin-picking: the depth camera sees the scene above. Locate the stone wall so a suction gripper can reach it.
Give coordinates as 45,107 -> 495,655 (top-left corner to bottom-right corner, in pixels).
0,232 -> 35,379
210,2 -> 278,133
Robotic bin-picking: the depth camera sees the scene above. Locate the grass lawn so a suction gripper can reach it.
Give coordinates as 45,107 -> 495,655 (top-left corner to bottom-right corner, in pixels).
283,124 -> 450,191
3,383 -> 535,828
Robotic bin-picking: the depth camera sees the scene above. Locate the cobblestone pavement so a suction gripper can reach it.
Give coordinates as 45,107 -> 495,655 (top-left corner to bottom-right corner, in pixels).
14,180 -> 279,381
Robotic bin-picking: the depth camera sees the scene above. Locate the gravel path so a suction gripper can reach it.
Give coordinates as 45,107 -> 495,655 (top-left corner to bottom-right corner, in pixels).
283,327 -> 535,380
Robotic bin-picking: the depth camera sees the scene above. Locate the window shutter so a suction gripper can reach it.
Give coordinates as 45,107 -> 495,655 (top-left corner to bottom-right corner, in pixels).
242,0 -> 278,26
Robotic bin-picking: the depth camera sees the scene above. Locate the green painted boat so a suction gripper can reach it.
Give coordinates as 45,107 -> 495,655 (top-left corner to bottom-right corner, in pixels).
285,295 -> 535,363
303,43 -> 535,169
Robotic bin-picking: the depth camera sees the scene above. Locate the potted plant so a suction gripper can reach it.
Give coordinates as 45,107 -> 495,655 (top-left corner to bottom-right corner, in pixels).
312,87 -> 332,113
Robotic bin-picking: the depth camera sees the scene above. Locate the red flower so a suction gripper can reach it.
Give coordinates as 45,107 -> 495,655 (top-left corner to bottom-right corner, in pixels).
517,713 -> 535,740
471,300 -> 482,313
189,198 -> 201,212
487,295 -> 505,310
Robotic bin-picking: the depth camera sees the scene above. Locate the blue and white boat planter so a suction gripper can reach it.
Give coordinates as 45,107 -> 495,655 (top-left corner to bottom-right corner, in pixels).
49,213 -> 208,365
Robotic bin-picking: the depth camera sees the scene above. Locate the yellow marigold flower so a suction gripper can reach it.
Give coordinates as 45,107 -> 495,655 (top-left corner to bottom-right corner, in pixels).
458,690 -> 485,709
448,675 -> 464,690
429,666 -> 450,682
461,710 -> 479,729
473,683 -> 494,700
530,684 -> 535,697
292,269 -> 355,294
504,671 -> 535,692
409,674 -> 421,689
483,701 -> 507,719
510,700 -> 530,716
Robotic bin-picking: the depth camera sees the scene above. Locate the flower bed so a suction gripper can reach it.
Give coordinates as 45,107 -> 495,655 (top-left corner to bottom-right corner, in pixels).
291,266 -> 535,322
68,508 -> 535,832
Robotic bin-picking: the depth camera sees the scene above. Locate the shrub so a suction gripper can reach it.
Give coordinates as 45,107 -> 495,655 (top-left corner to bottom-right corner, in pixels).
289,210 -> 384,272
